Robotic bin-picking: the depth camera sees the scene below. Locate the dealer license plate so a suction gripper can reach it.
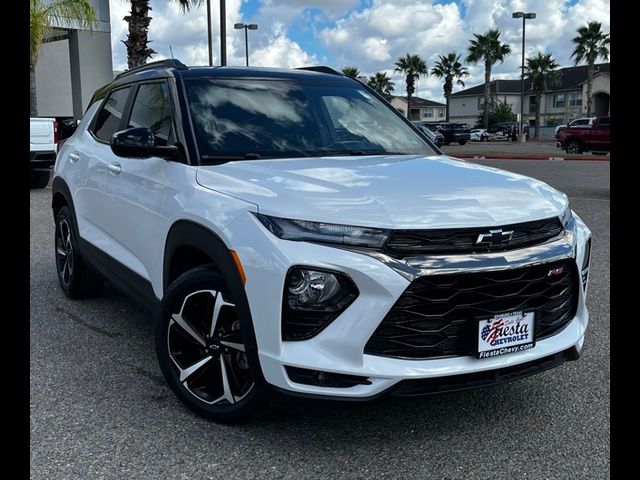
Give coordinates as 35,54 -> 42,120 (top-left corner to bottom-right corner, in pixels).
477,311 -> 535,359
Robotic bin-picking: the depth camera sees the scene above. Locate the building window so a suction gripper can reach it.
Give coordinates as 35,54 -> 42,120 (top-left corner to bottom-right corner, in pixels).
409,108 -> 420,120
568,92 -> 582,107
437,108 -> 445,117
529,96 -> 537,111
422,107 -> 434,118
553,94 -> 565,108
477,97 -> 485,110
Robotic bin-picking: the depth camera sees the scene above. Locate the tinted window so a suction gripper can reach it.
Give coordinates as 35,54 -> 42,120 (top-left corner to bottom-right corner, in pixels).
92,87 -> 131,142
185,78 -> 436,161
128,82 -> 175,146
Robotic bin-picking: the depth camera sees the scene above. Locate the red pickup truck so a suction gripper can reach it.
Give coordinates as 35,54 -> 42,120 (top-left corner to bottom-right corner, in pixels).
556,116 -> 610,154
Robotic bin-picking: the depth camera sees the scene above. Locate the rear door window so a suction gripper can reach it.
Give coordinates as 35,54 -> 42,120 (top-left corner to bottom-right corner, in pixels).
92,87 -> 131,142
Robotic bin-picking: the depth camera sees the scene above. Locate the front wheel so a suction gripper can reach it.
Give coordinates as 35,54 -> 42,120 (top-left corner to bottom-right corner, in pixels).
458,140 -> 467,146
155,266 -> 266,423
566,140 -> 583,154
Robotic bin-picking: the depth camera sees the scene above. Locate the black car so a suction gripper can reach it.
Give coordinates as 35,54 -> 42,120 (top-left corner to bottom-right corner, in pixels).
426,122 -> 470,145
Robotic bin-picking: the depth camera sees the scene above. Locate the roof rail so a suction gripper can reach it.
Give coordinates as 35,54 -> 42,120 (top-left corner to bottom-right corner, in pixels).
115,59 -> 188,80
296,66 -> 344,76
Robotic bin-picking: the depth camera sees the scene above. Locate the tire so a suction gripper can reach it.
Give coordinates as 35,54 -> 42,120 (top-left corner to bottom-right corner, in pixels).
458,140 -> 467,146
55,206 -> 104,298
443,141 -> 450,146
30,170 -> 50,189
481,135 -> 486,142
155,266 -> 267,423
566,140 -> 583,154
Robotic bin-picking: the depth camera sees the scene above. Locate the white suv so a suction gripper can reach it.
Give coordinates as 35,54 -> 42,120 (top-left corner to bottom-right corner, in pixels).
52,60 -> 592,422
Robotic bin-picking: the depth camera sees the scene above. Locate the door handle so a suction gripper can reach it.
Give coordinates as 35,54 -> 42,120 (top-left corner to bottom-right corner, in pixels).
68,153 -> 80,164
107,163 -> 122,175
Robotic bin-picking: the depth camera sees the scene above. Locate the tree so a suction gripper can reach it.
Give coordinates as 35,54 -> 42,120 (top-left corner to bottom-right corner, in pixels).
394,54 -> 428,120
341,66 -> 361,78
465,29 -> 511,128
524,52 -> 561,139
30,0 -> 96,116
474,100 -> 516,129
431,52 -> 469,122
124,1 -> 204,70
571,21 -> 610,116
367,72 -> 395,98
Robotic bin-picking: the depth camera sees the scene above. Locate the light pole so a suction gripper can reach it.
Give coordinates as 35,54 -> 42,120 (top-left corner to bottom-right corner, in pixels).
234,23 -> 258,66
206,0 -> 213,66
512,11 -> 536,137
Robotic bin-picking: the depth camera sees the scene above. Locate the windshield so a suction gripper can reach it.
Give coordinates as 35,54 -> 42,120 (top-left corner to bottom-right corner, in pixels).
184,78 -> 437,162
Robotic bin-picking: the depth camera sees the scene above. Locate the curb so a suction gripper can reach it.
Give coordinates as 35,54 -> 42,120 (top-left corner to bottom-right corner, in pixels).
452,154 -> 610,162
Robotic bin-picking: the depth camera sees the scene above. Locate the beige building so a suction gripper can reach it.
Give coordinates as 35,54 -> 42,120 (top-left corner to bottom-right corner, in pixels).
390,96 -> 447,122
449,63 -> 610,127
35,0 -> 114,119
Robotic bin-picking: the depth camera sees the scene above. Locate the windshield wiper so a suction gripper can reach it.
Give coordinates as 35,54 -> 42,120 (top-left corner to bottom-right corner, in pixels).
313,150 -> 412,157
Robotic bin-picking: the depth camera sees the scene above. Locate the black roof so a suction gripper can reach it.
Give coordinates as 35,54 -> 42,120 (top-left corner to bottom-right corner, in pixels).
451,62 -> 610,97
108,62 -> 353,90
391,95 -> 446,107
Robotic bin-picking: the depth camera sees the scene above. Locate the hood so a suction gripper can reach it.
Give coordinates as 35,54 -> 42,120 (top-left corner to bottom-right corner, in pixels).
196,155 -> 568,229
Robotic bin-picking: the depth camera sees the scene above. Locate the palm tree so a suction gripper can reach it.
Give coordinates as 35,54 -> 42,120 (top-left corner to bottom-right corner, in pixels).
30,0 -> 96,116
124,1 -> 204,69
394,53 -> 428,120
341,66 -> 361,78
465,29 -> 511,128
431,52 -> 469,122
524,53 -> 561,139
571,21 -> 610,116
367,72 -> 395,98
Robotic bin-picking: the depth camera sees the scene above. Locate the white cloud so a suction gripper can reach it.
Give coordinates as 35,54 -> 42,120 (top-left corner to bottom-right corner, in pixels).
109,0 -> 610,103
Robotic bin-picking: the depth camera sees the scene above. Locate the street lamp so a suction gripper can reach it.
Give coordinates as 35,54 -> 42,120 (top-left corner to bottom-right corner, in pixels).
512,11 -> 536,138
234,23 -> 258,66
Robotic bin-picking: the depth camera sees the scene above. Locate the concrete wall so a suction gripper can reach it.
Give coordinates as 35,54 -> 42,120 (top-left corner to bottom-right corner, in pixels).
35,39 -> 73,117
69,30 -> 114,116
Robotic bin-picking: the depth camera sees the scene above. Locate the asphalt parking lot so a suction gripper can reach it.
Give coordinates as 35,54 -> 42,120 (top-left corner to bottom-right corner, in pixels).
30,159 -> 610,479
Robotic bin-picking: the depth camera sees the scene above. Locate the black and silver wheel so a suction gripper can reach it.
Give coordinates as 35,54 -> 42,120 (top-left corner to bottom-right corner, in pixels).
55,206 -> 104,298
566,140 -> 583,154
155,266 -> 265,423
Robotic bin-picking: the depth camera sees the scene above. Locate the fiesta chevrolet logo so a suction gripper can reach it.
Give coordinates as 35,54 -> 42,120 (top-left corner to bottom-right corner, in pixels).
476,229 -> 514,246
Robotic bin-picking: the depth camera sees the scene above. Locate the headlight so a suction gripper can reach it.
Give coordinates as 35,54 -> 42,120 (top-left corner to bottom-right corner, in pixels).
559,204 -> 573,228
256,214 -> 391,249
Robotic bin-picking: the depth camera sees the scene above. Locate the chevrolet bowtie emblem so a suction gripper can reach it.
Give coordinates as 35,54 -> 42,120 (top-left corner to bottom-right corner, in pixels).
476,229 -> 514,246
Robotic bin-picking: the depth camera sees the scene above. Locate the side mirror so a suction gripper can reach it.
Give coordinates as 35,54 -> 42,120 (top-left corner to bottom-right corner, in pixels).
110,127 -> 177,159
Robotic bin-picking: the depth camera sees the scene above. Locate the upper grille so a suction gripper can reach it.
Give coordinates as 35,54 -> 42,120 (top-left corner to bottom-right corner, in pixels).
364,259 -> 579,360
384,217 -> 564,257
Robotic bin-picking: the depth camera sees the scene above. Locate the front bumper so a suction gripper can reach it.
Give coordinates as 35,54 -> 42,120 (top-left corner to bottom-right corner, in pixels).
224,213 -> 591,399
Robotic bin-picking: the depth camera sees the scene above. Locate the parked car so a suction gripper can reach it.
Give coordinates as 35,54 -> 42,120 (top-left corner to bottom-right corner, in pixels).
556,116 -> 610,154
413,122 -> 444,147
427,122 -> 470,145
30,117 -> 58,188
53,60 -> 592,422
554,117 -> 595,136
470,128 -> 488,141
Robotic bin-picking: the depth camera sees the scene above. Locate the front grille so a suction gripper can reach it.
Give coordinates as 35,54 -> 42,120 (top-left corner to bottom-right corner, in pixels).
364,260 -> 579,360
384,217 -> 563,257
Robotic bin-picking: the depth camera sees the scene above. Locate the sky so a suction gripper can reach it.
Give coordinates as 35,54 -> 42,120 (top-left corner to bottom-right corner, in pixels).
108,0 -> 610,103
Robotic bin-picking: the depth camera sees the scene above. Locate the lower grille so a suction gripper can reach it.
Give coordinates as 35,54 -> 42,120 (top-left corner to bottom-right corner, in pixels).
364,260 -> 579,360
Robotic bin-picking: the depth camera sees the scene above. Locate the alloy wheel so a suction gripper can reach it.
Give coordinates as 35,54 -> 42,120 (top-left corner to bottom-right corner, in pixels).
55,218 -> 74,288
167,289 -> 254,405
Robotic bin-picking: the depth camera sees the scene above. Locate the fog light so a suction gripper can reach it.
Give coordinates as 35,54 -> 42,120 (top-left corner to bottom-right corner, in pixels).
288,269 -> 341,308
282,267 -> 359,340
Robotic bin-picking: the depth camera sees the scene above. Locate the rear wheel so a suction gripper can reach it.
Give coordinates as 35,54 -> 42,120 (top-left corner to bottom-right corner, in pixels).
55,206 -> 104,298
30,170 -> 50,189
155,266 -> 266,423
458,140 -> 467,146
566,140 -> 583,154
